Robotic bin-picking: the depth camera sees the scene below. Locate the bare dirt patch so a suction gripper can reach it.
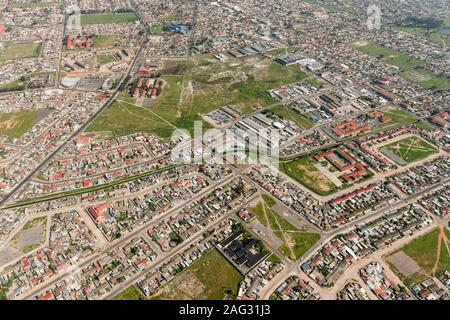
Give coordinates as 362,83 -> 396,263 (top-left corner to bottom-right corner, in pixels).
312,11 -> 329,20
296,163 -> 333,192
175,270 -> 205,298
387,251 -> 421,276
352,40 -> 369,47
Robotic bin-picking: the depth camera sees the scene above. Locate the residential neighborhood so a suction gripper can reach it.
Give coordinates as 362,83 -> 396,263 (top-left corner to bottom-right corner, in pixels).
0,0 -> 448,305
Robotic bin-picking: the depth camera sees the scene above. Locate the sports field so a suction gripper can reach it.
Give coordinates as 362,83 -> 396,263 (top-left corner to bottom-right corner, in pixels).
250,194 -> 320,260
0,41 -> 42,61
151,249 -> 243,299
387,227 -> 450,287
80,12 -> 138,25
383,136 -> 438,165
280,156 -> 337,196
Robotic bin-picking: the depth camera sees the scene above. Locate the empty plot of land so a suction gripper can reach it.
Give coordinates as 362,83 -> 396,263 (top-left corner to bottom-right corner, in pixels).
271,204 -> 313,232
20,225 -> 45,248
351,41 -> 423,70
249,195 -> 320,260
248,221 -> 284,249
86,98 -> 175,141
90,54 -> 311,138
280,156 -> 337,196
386,251 -> 421,277
151,249 -> 243,300
80,12 -> 138,25
314,163 -> 343,187
268,106 -> 314,129
91,35 -> 120,48
386,227 -> 450,287
97,54 -> 116,65
8,217 -> 47,254
401,69 -> 450,90
0,247 -> 22,267
401,70 -> 432,82
0,41 -> 42,61
0,110 -> 39,139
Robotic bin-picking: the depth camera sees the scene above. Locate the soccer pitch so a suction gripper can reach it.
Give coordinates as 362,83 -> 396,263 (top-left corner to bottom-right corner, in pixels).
384,136 -> 439,165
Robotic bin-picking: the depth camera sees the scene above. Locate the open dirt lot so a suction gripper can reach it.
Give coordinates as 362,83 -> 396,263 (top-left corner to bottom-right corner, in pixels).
386,251 -> 421,276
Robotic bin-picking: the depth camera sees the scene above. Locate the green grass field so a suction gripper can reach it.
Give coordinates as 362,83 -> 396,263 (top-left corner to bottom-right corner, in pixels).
113,285 -> 147,300
445,15 -> 450,27
86,98 -> 176,140
413,121 -> 433,131
351,41 -> 423,70
149,75 -> 184,122
364,109 -> 431,135
384,109 -> 417,125
399,26 -> 450,47
0,110 -> 38,138
418,76 -> 450,90
149,26 -> 165,35
279,156 -> 337,196
387,228 -> 450,287
0,41 -> 42,61
87,74 -> 193,139
384,136 -> 439,165
370,108 -> 419,134
0,79 -> 25,91
80,12 -> 138,25
250,194 -> 320,260
152,249 -> 243,299
97,54 -> 116,65
91,35 -> 119,48
267,105 -> 314,129
266,47 -> 296,57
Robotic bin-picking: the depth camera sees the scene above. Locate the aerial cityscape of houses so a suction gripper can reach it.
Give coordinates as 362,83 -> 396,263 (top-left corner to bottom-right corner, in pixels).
0,0 -> 448,304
